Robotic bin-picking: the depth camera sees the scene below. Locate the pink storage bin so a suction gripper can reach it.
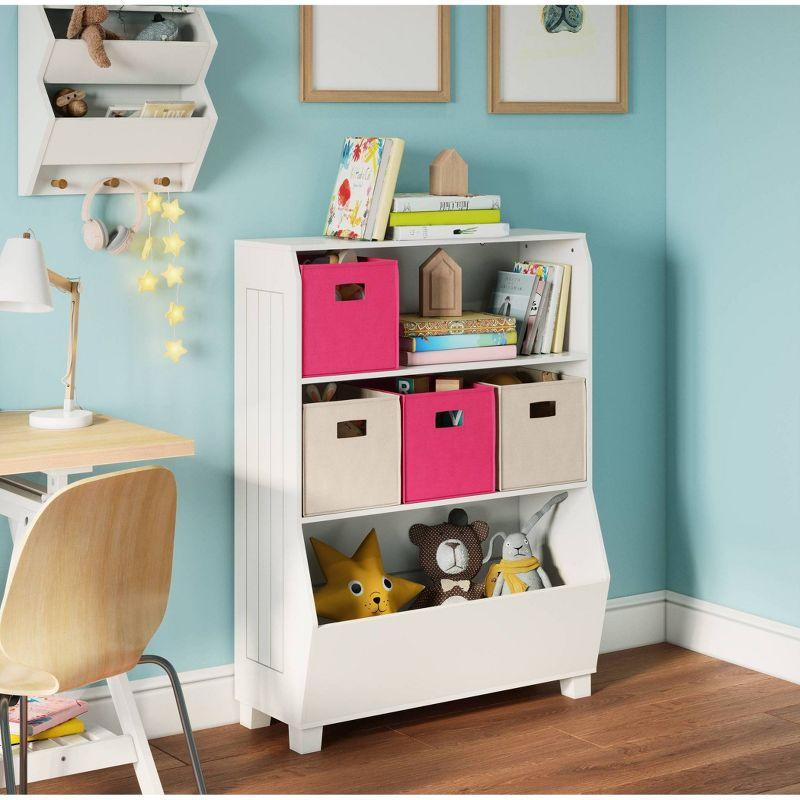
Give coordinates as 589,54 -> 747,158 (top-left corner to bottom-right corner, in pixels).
301,258 -> 399,377
377,383 -> 496,503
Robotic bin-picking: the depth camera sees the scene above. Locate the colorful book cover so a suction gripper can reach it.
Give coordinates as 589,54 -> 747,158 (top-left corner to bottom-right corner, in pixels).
489,271 -> 538,352
324,137 -> 386,240
401,330 -> 517,352
401,344 -> 517,366
8,697 -> 88,736
400,312 -> 516,338
392,194 -> 501,213
520,267 -> 549,355
390,223 -> 510,241
388,209 -> 501,227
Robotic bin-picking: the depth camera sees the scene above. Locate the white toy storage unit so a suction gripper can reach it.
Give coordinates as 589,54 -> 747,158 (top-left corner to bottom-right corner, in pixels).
234,229 -> 609,754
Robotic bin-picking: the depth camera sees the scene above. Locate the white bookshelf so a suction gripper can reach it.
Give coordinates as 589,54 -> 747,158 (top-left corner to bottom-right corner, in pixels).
18,5 -> 217,196
234,229 -> 609,754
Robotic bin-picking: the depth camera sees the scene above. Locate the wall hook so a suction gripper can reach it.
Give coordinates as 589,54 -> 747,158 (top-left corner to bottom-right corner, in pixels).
50,178 -> 68,190
103,177 -> 120,188
154,176 -> 171,187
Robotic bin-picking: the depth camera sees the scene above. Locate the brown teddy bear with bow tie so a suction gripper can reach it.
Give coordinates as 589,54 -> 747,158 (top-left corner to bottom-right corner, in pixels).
67,5 -> 121,69
408,508 -> 489,608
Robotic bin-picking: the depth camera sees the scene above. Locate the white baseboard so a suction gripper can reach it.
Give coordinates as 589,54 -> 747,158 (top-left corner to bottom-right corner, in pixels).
69,592 -> 669,740
666,590 -> 800,685
601,590 -> 667,653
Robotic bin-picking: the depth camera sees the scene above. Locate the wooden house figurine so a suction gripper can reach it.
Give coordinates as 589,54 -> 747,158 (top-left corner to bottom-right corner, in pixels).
419,248 -> 462,317
429,148 -> 468,196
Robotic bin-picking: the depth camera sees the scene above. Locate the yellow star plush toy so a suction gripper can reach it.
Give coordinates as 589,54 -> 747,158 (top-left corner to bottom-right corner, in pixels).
145,192 -> 163,216
311,529 -> 424,622
164,339 -> 187,363
161,198 -> 185,224
161,263 -> 185,288
165,301 -> 185,326
137,269 -> 159,292
162,232 -> 185,258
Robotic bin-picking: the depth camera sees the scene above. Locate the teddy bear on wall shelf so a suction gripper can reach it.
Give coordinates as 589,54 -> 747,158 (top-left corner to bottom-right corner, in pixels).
67,5 -> 121,69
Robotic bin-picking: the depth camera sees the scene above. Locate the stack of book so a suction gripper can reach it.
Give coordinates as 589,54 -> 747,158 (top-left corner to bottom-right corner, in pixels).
399,311 -> 517,366
489,261 -> 572,355
8,697 -> 88,744
389,194 -> 509,241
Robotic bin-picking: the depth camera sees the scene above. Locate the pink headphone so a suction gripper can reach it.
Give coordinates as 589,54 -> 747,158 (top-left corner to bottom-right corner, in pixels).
81,178 -> 144,255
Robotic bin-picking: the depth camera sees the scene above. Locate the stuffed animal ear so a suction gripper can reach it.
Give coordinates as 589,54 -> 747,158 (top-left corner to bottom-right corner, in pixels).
409,524 -> 429,546
472,520 -> 490,541
67,6 -> 86,38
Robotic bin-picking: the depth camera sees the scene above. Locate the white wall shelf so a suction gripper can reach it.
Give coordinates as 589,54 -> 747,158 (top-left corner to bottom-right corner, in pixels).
19,5 -> 218,195
234,229 -> 609,754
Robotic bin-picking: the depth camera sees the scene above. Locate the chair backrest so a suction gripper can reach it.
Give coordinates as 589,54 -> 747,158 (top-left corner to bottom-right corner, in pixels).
0,466 -> 177,692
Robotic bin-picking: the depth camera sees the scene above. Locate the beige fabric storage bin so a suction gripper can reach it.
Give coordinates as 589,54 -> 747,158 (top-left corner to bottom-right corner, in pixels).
303,386 -> 401,516
480,369 -> 587,491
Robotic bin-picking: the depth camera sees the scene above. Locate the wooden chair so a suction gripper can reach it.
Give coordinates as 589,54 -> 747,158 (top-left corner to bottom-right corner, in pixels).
0,466 -> 205,794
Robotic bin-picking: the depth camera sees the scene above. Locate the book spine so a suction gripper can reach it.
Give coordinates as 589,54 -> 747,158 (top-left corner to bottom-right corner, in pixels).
390,223 -> 510,241
521,273 -> 546,355
532,279 -> 553,354
400,320 -> 516,337
392,195 -> 501,212
401,331 -> 517,352
371,139 -> 405,241
540,265 -> 564,354
388,209 -> 502,227
552,264 -> 572,353
401,344 -> 517,366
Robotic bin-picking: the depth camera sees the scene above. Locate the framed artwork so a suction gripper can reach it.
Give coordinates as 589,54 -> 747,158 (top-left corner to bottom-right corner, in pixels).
300,6 -> 450,103
487,5 -> 628,114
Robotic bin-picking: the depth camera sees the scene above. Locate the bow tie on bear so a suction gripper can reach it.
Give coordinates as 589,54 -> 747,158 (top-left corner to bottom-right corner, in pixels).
440,578 -> 471,592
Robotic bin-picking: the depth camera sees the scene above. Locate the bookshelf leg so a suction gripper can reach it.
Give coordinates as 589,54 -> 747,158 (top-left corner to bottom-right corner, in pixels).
107,674 -> 164,795
239,704 -> 271,730
560,674 -> 592,699
288,725 -> 323,754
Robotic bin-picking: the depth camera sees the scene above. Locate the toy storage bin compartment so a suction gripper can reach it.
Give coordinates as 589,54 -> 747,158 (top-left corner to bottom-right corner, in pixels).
301,258 -> 399,378
43,117 -> 212,165
480,369 -> 586,491
374,381 -> 496,503
303,386 -> 401,516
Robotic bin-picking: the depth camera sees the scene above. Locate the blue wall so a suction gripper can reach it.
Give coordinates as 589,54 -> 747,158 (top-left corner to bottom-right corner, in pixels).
666,7 -> 800,625
0,6 -> 667,673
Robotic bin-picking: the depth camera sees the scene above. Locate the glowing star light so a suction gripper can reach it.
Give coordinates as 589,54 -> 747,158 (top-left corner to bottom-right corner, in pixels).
162,232 -> 185,258
140,236 -> 153,261
138,269 -> 159,292
145,192 -> 163,216
161,198 -> 185,224
164,339 -> 187,363
161,263 -> 185,288
165,301 -> 186,326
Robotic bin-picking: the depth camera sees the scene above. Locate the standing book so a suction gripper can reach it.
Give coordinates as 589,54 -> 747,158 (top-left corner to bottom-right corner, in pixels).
537,264 -> 564,354
324,137 -> 405,241
489,271 -> 538,353
552,264 -> 572,353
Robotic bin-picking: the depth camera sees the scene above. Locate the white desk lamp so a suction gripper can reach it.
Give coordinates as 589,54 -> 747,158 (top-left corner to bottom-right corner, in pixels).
0,232 -> 93,429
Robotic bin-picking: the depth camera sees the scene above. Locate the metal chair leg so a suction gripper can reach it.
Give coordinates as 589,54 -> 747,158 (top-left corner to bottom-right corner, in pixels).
0,696 -> 16,795
139,655 -> 206,794
17,699 -> 26,795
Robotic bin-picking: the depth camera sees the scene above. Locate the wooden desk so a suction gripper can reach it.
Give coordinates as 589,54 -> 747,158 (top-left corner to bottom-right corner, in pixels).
0,411 -> 194,475
0,410 -> 194,793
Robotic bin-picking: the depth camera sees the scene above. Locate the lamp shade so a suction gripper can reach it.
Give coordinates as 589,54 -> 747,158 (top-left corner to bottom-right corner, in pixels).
0,235 -> 53,313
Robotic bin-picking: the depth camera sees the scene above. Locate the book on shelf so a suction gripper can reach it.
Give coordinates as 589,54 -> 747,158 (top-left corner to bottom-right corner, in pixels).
392,193 -> 501,213
388,209 -> 501,227
400,311 -> 516,338
324,136 -> 405,241
11,717 -> 85,745
140,100 -> 195,118
489,271 -> 540,353
514,261 -> 572,354
401,330 -> 517,352
7,696 -> 88,737
390,222 -> 510,241
400,344 -> 517,366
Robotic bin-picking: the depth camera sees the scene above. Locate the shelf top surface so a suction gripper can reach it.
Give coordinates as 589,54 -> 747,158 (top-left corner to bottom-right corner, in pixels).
237,228 -> 586,251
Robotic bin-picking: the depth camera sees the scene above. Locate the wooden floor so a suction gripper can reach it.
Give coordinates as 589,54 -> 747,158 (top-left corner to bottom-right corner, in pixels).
32,644 -> 800,794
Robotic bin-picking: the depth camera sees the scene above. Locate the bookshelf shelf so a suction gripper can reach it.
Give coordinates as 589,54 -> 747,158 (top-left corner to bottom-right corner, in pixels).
234,229 -> 608,755
301,480 -> 590,524
301,351 -> 589,385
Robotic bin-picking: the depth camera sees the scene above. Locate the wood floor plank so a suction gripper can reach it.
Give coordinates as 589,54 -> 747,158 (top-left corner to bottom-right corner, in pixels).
26,645 -> 800,795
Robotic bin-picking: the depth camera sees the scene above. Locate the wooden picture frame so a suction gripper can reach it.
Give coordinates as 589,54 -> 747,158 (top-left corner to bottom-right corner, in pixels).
300,6 -> 450,103
487,5 -> 628,114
